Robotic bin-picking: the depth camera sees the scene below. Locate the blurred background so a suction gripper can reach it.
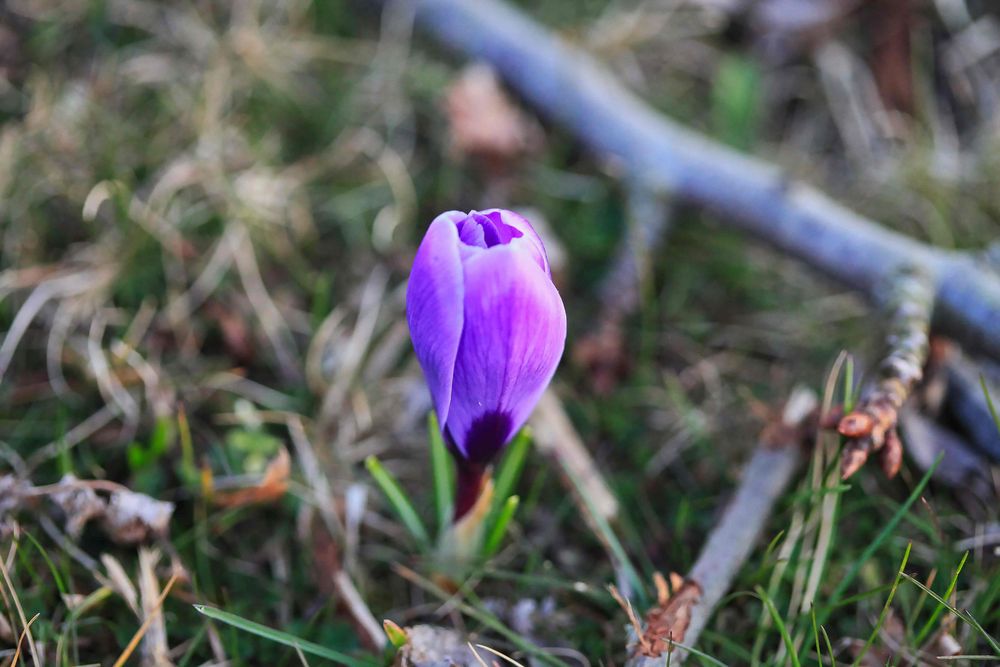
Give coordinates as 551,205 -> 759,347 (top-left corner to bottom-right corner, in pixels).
1,0 -> 999,664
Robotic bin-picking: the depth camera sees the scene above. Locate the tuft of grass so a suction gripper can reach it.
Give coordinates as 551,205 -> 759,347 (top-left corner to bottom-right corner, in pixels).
901,575 -> 1000,656
914,550 -> 969,647
815,455 -> 941,628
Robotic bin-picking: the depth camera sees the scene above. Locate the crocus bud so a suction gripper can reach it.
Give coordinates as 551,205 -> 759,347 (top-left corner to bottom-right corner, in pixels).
407,209 -> 566,519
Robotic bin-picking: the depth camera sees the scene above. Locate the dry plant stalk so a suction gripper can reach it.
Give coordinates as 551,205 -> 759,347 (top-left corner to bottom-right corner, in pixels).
530,389 -> 618,522
137,548 -> 173,667
625,387 -> 817,665
837,267 -> 934,479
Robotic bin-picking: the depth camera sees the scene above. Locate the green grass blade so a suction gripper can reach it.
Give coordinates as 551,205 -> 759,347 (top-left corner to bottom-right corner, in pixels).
669,641 -> 727,667
852,542 -> 911,666
820,624 -> 837,667
810,606 -> 822,666
365,455 -> 430,549
483,495 -> 519,558
491,427 -> 532,513
756,585 -> 801,667
843,355 -> 856,412
915,550 -> 969,646
427,411 -> 454,535
193,605 -> 378,667
21,530 -> 68,596
901,574 -> 1000,655
982,375 -> 1000,435
817,455 -> 940,627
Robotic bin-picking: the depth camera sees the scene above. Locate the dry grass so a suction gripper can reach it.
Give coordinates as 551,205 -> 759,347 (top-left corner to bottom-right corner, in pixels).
0,0 -> 998,665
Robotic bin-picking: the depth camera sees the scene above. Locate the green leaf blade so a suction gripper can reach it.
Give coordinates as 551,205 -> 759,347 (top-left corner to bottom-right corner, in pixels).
365,455 -> 431,549
193,604 -> 379,667
483,495 -> 519,558
427,411 -> 455,536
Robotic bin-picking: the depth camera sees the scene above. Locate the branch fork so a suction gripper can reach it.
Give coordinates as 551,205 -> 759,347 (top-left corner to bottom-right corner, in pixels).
835,267 -> 934,479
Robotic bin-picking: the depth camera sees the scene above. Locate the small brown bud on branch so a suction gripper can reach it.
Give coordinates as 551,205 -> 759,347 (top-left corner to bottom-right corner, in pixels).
836,267 -> 934,479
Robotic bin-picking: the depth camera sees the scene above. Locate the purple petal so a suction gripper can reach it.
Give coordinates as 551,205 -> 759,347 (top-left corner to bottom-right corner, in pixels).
480,208 -> 550,276
406,213 -> 465,426
445,245 -> 567,461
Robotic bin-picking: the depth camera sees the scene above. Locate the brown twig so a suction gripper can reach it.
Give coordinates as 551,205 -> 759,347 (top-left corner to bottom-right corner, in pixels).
837,267 -> 934,479
625,387 -> 817,665
111,573 -> 179,667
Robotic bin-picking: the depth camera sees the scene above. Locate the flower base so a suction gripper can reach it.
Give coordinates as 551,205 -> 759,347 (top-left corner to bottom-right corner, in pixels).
436,474 -> 494,575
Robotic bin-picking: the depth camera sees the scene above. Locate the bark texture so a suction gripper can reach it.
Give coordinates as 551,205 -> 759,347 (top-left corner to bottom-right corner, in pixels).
838,267 -> 934,478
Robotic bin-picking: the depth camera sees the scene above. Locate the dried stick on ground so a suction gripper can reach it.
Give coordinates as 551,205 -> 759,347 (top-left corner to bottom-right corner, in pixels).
837,267 -> 934,479
624,388 -> 817,666
530,389 -> 618,522
386,0 -> 1000,362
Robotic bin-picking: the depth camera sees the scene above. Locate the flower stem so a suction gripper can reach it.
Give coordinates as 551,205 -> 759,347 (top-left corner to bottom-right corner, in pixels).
453,460 -> 487,522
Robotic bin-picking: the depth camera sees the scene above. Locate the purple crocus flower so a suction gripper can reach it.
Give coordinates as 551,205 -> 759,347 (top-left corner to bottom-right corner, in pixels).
406,209 -> 566,520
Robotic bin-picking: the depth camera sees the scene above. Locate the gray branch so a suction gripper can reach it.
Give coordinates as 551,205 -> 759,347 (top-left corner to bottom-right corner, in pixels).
391,0 -> 1000,361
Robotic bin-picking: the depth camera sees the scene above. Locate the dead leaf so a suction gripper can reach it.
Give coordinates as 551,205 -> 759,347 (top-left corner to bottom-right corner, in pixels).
637,579 -> 702,656
615,574 -> 703,658
102,553 -> 141,617
212,447 -> 291,508
3,475 -> 174,544
50,474 -> 107,538
102,489 -> 174,543
445,64 -> 538,169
